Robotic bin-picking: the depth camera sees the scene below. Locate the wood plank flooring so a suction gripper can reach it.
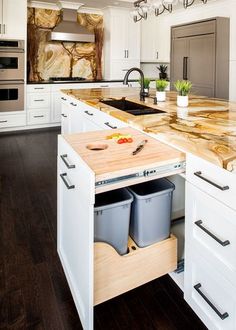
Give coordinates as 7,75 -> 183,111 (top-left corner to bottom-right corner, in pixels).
0,129 -> 207,330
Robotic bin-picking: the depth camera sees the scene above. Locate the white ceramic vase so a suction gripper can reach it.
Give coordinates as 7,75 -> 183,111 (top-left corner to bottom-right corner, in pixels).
156,91 -> 166,102
177,95 -> 189,107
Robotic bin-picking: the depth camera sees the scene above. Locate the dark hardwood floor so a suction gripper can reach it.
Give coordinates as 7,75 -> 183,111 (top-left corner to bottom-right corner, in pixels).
0,129 -> 207,330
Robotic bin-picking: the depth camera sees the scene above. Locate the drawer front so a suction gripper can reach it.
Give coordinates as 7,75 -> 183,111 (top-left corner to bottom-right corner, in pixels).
27,110 -> 50,125
99,116 -> 127,130
185,254 -> 236,330
27,85 -> 51,93
186,182 -> 236,284
0,114 -> 26,128
27,93 -> 51,109
186,153 -> 236,211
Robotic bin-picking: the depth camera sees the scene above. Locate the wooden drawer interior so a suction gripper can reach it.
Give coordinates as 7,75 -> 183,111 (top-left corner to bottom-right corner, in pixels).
94,234 -> 177,305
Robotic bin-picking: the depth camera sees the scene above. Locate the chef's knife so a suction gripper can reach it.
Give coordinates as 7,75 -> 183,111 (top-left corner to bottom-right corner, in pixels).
132,139 -> 148,155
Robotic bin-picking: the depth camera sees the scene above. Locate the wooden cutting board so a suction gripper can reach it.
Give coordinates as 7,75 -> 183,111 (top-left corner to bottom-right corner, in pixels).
63,127 -> 185,192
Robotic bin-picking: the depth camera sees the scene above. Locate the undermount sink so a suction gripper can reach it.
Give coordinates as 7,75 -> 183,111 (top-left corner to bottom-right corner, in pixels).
100,99 -> 166,116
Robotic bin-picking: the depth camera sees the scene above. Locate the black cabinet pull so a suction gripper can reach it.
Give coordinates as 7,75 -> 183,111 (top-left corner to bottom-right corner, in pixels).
0,120 -> 7,123
194,171 -> 229,191
70,102 -> 77,106
60,154 -> 75,169
34,115 -> 44,118
194,283 -> 229,320
61,114 -> 67,118
34,87 -> 44,90
34,99 -> 44,102
104,122 -> 117,129
60,173 -> 75,190
195,220 -> 230,247
183,57 -> 188,80
84,110 -> 93,116
61,97 -> 67,101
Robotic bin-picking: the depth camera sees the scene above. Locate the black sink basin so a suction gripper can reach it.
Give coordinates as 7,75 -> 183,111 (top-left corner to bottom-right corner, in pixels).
100,99 -> 166,116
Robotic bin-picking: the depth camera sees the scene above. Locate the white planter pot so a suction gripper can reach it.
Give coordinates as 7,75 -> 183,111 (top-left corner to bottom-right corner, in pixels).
177,95 -> 189,107
156,91 -> 166,102
144,88 -> 149,96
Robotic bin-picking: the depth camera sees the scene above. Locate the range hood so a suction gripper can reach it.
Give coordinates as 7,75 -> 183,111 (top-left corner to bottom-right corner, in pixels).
48,8 -> 95,43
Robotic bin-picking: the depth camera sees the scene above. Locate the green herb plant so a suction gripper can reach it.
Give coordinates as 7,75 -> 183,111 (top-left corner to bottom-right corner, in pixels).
157,65 -> 168,74
174,80 -> 192,96
156,79 -> 168,92
139,78 -> 151,89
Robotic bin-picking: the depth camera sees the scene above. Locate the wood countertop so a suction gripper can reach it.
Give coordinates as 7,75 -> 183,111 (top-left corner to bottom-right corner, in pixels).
61,87 -> 236,173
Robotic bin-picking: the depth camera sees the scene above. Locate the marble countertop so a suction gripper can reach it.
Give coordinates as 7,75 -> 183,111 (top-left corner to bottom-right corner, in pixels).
62,87 -> 236,172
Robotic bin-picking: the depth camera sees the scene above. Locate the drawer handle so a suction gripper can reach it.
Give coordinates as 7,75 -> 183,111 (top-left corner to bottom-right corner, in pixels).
34,87 -> 44,90
195,220 -> 230,247
34,115 -> 44,118
34,99 -> 45,102
0,120 -> 7,123
194,171 -> 229,191
84,110 -> 93,116
61,97 -> 67,101
194,283 -> 229,320
100,85 -> 109,88
61,114 -> 67,118
60,173 -> 75,190
60,154 -> 75,169
104,122 -> 117,129
70,102 -> 77,107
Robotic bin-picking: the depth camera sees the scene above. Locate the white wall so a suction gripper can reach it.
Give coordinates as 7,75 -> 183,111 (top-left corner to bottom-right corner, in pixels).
141,0 -> 236,100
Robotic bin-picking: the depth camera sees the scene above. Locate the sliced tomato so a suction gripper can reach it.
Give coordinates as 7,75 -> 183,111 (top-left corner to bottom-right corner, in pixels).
127,138 -> 133,143
117,138 -> 125,144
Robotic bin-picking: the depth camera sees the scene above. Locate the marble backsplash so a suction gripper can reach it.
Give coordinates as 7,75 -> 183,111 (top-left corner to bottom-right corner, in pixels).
27,8 -> 103,82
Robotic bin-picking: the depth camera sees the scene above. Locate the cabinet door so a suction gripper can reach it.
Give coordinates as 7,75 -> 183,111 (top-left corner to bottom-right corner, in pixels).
170,38 -> 188,88
110,13 -> 126,60
2,0 -> 27,39
141,17 -> 156,62
51,92 -> 61,123
61,103 -> 70,134
188,34 -> 215,97
57,139 -> 95,330
69,104 -> 84,133
82,117 -> 103,133
127,18 -> 140,60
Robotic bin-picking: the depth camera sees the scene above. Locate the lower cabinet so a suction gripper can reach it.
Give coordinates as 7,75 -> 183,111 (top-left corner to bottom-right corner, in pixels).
0,113 -> 26,129
57,136 -> 177,330
185,153 -> 236,329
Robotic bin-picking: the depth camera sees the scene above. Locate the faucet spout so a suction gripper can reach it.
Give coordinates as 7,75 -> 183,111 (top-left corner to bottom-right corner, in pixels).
123,67 -> 146,101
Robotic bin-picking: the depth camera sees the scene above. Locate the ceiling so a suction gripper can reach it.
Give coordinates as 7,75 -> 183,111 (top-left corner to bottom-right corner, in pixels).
35,0 -> 134,9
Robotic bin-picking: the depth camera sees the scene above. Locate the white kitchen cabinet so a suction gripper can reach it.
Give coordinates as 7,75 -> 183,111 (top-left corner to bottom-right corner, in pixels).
0,0 -> 27,39
57,137 -> 95,330
141,15 -> 170,63
103,7 -> 141,80
0,112 -> 26,129
185,153 -> 236,329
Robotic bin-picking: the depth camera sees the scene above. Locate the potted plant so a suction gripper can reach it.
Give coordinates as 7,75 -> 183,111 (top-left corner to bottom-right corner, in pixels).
156,79 -> 168,102
139,78 -> 151,96
174,80 -> 192,107
157,64 -> 168,80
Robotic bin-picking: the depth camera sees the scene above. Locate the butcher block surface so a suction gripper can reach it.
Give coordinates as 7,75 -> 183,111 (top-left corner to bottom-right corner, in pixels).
63,128 -> 185,188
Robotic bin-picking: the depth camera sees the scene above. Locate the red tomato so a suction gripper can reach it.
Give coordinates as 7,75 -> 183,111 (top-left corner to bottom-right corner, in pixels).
117,138 -> 124,144
127,138 -> 133,143
123,138 -> 128,143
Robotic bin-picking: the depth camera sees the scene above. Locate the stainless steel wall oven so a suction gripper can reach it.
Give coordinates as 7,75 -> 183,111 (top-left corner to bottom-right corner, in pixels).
0,40 -> 25,112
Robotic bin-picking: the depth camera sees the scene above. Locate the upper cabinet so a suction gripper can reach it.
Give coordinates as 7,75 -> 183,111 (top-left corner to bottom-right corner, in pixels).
103,8 -> 141,80
0,0 -> 27,39
170,18 -> 230,99
141,15 -> 170,63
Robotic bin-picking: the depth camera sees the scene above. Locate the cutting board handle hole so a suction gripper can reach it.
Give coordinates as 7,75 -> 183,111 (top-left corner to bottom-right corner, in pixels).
86,143 -> 108,151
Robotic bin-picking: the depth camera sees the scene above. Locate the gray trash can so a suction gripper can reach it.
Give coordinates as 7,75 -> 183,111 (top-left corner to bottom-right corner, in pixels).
94,188 -> 133,255
128,178 -> 175,247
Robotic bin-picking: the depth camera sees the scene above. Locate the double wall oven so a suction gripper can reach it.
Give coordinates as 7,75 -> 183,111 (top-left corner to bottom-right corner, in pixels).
0,40 -> 25,112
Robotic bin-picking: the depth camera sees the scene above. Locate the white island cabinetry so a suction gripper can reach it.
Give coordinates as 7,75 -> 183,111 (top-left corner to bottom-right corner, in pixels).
185,154 -> 236,330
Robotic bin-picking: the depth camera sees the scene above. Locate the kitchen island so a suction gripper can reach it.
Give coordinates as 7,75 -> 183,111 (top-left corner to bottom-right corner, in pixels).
58,87 -> 236,330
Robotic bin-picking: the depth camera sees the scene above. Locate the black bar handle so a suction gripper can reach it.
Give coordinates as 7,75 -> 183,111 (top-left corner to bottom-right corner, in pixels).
104,122 -> 117,129
195,220 -> 230,247
61,97 -> 67,101
61,114 -> 67,118
194,283 -> 229,320
183,57 -> 188,80
60,173 -> 75,190
60,154 -> 75,169
194,171 -> 229,191
70,102 -> 77,106
84,110 -> 93,116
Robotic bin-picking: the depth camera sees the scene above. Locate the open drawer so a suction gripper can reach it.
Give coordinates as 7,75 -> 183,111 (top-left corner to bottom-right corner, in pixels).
94,234 -> 177,305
